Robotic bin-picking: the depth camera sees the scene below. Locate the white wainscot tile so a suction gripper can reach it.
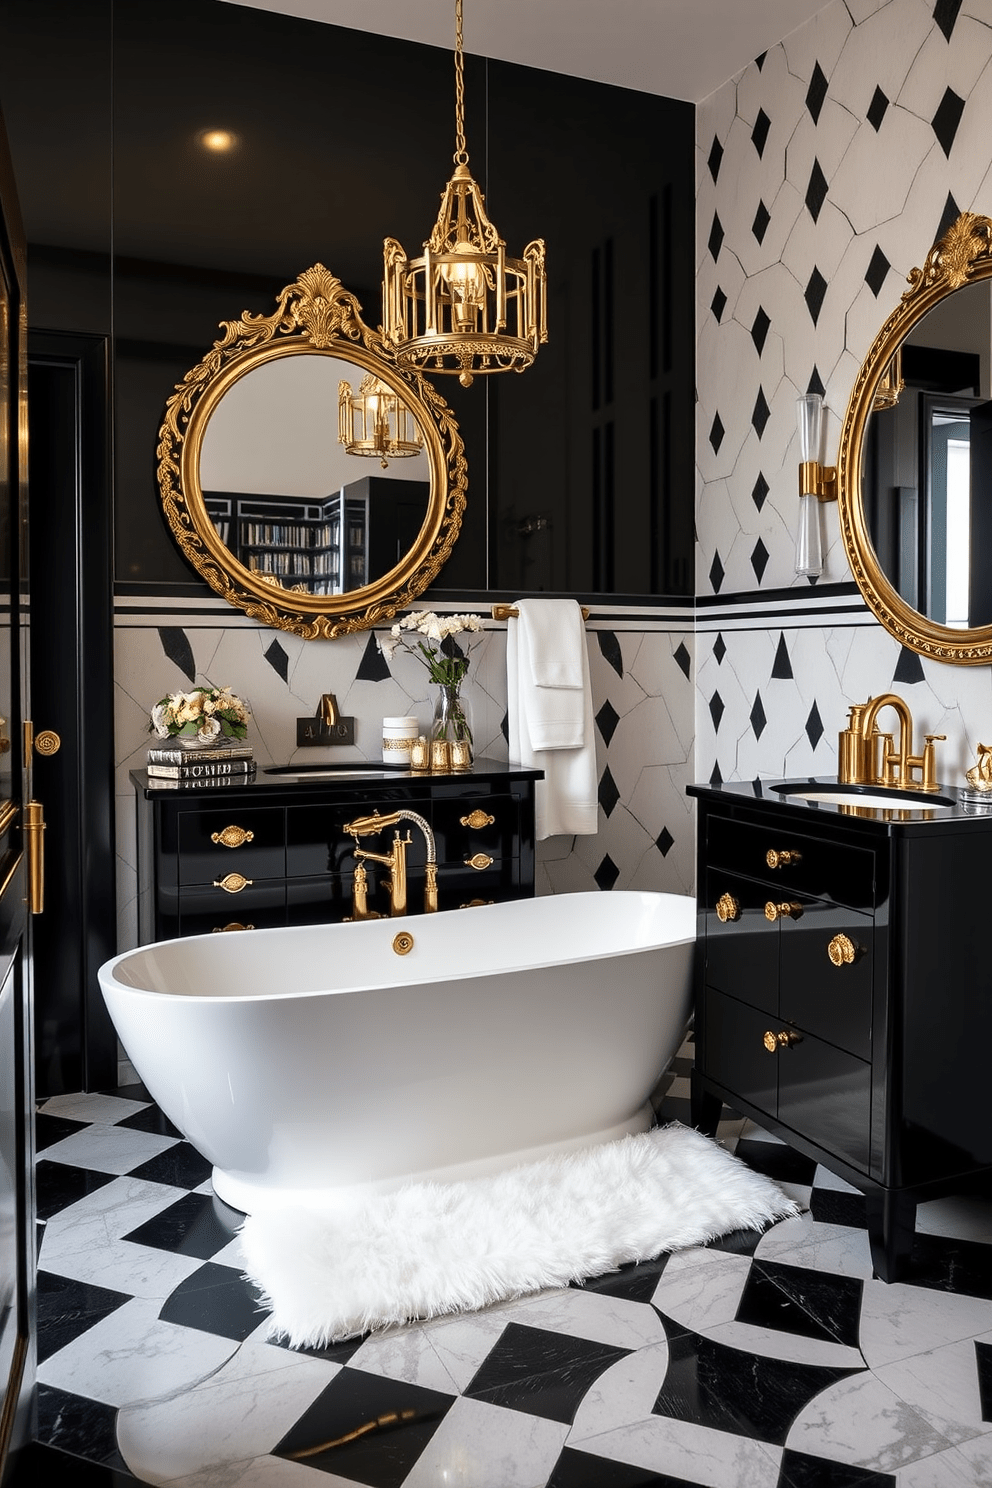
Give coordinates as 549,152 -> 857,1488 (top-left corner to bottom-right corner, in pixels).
782,2 -> 855,90
402,1395 -> 568,1488
785,1368 -> 957,1474
832,113 -> 936,239
626,632 -> 693,698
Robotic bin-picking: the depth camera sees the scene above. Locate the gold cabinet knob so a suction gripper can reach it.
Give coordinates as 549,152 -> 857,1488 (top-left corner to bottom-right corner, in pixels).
765,900 -> 803,922
213,872 -> 253,893
763,1028 -> 803,1052
828,933 -> 857,966
766,848 -> 801,869
715,892 -> 741,923
211,824 -> 255,849
464,852 -> 494,871
35,729 -> 61,757
460,809 -> 495,829
212,922 -> 255,932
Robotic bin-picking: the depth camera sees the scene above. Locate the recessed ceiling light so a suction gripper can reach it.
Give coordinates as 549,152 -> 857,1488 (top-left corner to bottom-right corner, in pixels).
198,128 -> 238,153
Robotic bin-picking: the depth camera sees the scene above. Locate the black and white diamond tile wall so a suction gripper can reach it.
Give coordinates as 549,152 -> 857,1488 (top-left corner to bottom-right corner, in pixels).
24,1082 -> 992,1486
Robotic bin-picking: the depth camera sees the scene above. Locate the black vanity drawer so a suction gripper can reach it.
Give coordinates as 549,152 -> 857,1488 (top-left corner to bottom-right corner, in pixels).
436,857 -> 522,911
433,794 -> 520,866
703,869 -> 780,1017
176,881 -> 287,936
176,806 -> 286,885
779,903 -> 873,1060
706,813 -> 876,909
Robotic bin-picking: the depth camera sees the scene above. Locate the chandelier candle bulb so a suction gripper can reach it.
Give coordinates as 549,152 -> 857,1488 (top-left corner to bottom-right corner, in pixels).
381,716 -> 420,764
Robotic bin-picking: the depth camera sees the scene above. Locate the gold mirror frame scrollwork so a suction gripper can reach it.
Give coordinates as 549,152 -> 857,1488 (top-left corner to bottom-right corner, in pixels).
157,264 -> 467,639
838,212 -> 992,664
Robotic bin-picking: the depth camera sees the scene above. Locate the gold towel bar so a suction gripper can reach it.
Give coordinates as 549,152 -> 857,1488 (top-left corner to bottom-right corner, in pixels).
491,603 -> 590,622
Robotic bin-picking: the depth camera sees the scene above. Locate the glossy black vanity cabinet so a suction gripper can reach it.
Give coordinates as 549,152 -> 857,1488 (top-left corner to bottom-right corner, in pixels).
688,780 -> 992,1282
132,759 -> 540,942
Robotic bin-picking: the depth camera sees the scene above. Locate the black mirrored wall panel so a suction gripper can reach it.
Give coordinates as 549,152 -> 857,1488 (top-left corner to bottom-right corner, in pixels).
0,0 -> 694,598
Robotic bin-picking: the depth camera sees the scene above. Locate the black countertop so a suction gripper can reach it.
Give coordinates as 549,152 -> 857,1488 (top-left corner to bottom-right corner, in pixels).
131,756 -> 543,798
687,776 -> 992,835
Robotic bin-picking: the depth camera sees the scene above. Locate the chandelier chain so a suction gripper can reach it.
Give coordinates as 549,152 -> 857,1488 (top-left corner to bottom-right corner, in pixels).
453,0 -> 468,165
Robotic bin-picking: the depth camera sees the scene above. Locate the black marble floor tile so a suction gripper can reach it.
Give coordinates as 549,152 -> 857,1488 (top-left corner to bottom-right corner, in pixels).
272,1368 -> 454,1486
106,1082 -> 152,1103
736,1138 -> 818,1187
548,1446 -> 705,1486
276,1332 -> 367,1365
36,1383 -> 131,1471
126,1140 -> 212,1190
159,1261 -> 268,1341
6,1441 -> 145,1486
35,1111 -> 90,1152
653,1094 -> 692,1126
736,1261 -> 864,1348
705,1224 -> 772,1259
905,1230 -> 992,1298
809,1189 -> 868,1229
463,1322 -> 632,1423
777,1447 -> 896,1486
36,1161 -> 116,1222
977,1338 -> 992,1422
116,1104 -> 181,1138
36,1271 -> 133,1363
122,1191 -> 241,1259
571,1254 -> 673,1304
652,1313 -> 863,1445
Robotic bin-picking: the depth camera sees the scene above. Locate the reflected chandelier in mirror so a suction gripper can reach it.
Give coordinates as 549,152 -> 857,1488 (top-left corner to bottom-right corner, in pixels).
838,212 -> 992,664
157,264 -> 467,639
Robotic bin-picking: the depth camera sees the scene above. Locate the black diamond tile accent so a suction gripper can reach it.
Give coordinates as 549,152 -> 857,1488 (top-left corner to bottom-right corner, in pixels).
804,267 -> 828,325
772,633 -> 793,679
36,1384 -> 132,1471
128,1140 -> 213,1192
750,538 -> 769,583
752,387 -> 771,438
594,854 -> 620,891
750,691 -> 767,740
674,640 -> 691,679
35,1161 -> 116,1223
932,86 -> 965,158
806,61 -> 828,124
595,700 -> 620,746
713,632 -> 727,665
709,412 -> 725,454
755,51 -> 767,71
464,1322 -> 632,1424
806,700 -> 824,751
805,158 -> 828,222
37,1272 -> 133,1364
597,629 -> 624,677
35,1112 -> 89,1153
711,285 -> 727,322
865,244 -> 890,298
807,365 -> 826,398
737,1261 -> 864,1348
751,306 -> 771,355
708,212 -> 724,261
160,1261 -> 267,1342
598,766 -> 620,818
752,199 -> 771,245
500,708 -> 509,743
977,1339 -> 992,1421
936,190 -> 962,244
707,135 -> 724,182
935,0 -> 963,43
867,84 -> 889,132
709,760 -> 723,787
656,826 -> 674,858
709,550 -> 725,595
356,629 -> 392,682
274,1369 -> 454,1481
779,1450 -> 897,1487
709,691 -> 725,732
894,644 -> 926,683
263,639 -> 289,682
752,473 -> 769,512
156,627 -> 195,684
124,1192 -> 242,1260
751,107 -> 771,158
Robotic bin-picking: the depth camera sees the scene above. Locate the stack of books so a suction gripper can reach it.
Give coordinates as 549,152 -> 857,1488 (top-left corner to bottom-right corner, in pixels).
146,742 -> 256,786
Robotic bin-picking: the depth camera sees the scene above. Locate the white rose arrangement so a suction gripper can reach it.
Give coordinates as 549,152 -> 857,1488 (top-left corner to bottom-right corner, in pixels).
149,686 -> 250,743
378,611 -> 485,687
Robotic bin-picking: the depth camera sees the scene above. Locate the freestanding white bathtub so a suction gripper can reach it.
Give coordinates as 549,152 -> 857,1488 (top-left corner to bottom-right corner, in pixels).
99,891 -> 695,1213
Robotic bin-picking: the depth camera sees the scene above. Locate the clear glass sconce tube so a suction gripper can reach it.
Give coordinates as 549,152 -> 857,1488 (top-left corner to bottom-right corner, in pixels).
795,393 -> 825,578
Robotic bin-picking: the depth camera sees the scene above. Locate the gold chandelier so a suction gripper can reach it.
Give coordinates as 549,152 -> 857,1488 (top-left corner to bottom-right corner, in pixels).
381,0 -> 547,388
338,374 -> 425,468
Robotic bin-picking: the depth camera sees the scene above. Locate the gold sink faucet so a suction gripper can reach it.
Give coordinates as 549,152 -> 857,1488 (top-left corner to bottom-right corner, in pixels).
838,693 -> 944,792
343,808 -> 439,917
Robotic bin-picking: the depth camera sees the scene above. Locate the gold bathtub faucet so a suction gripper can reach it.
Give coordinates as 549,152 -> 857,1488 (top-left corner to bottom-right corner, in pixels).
343,808 -> 439,918
838,693 -> 944,792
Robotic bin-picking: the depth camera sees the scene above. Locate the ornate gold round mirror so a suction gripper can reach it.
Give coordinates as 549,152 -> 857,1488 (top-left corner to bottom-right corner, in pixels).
838,212 -> 992,663
157,264 -> 467,639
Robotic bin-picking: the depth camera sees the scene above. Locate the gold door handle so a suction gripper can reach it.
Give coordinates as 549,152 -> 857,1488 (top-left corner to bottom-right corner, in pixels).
211,825 -> 255,849
213,873 -> 252,893
766,848 -> 801,869
715,892 -> 741,923
212,922 -> 255,932
765,900 -> 803,921
464,852 -> 494,871
24,800 -> 44,914
460,809 -> 495,829
763,1028 -> 803,1052
828,933 -> 858,966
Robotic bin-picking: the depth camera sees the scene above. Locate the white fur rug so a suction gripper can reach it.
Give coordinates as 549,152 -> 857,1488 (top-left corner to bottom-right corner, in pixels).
239,1123 -> 799,1348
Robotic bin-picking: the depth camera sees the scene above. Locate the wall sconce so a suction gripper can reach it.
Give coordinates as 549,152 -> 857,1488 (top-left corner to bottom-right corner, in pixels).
795,393 -> 837,578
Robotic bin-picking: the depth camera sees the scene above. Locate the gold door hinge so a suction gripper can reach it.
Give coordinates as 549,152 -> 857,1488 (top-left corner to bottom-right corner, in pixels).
24,800 -> 45,914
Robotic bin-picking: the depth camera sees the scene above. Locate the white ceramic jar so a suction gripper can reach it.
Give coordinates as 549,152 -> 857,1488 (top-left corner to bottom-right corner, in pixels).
381,715 -> 419,764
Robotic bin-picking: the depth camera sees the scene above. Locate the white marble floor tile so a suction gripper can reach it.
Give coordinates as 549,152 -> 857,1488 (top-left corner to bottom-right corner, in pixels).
650,1246 -> 752,1332
916,1191 -> 992,1243
41,1217 -> 204,1301
402,1394 -> 568,1488
39,1092 -> 151,1124
568,1341 -> 670,1443
37,1295 -> 240,1408
939,1435 -> 992,1487
754,1214 -> 876,1279
569,1412 -> 783,1487
812,1165 -> 863,1194
506,1286 -> 667,1351
785,1369 -> 957,1474
873,1330 -> 992,1447
163,1457 -> 354,1487
347,1319 -> 466,1394
42,1174 -> 188,1240
40,1122 -> 180,1175
860,1278 -> 992,1369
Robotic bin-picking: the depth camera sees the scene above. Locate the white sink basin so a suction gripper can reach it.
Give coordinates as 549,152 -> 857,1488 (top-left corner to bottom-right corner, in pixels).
775,785 -> 956,810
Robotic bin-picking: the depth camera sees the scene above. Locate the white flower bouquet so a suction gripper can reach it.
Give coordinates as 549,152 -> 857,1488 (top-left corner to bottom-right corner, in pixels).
379,611 -> 485,687
149,685 -> 250,744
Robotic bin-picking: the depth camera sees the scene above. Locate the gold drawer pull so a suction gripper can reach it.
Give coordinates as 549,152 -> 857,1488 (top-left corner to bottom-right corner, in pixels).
765,900 -> 803,922
766,848 -> 801,870
715,892 -> 741,923
211,825 -> 255,849
464,852 -> 494,871
214,872 -> 253,893
460,898 -> 495,908
828,933 -> 857,966
460,809 -> 495,829
212,922 -> 255,932
763,1028 -> 803,1052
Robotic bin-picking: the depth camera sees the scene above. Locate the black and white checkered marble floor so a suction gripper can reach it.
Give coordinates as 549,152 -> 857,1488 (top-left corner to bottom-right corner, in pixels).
18,1050 -> 992,1488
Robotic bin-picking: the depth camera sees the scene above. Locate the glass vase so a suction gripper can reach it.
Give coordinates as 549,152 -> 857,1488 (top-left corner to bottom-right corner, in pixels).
430,682 -> 473,767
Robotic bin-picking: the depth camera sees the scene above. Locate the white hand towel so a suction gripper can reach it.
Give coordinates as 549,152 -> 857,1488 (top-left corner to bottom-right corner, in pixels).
515,598 -> 586,749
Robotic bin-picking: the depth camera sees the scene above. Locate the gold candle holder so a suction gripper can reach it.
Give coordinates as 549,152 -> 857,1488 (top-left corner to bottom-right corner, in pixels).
409,736 -> 430,771
430,739 -> 452,772
450,739 -> 472,771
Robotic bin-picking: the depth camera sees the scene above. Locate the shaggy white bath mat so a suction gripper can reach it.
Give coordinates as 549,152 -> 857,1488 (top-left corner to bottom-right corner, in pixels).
239,1123 -> 799,1348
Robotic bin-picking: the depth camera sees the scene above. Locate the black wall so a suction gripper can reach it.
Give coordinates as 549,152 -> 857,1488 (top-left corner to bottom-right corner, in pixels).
1,0 -> 695,598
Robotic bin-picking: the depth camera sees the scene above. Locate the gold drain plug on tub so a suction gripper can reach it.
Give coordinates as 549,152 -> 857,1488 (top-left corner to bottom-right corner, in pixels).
392,931 -> 414,956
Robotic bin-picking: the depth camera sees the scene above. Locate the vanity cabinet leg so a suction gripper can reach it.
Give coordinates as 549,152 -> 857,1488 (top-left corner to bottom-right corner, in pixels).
866,1188 -> 917,1282
690,1071 -> 724,1136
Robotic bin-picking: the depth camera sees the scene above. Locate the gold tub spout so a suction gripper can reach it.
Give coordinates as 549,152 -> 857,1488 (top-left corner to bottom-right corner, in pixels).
343,808 -> 439,915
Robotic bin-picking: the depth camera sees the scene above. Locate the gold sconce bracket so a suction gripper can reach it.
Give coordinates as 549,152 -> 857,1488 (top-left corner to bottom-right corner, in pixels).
798,461 -> 837,502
